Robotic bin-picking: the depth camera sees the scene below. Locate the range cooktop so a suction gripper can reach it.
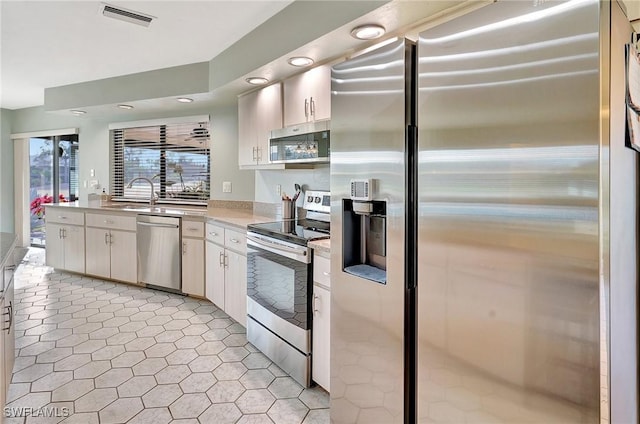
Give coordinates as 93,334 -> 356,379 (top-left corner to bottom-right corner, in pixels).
247,218 -> 330,246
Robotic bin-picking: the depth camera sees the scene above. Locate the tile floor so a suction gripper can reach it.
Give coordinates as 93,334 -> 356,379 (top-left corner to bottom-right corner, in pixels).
5,249 -> 329,424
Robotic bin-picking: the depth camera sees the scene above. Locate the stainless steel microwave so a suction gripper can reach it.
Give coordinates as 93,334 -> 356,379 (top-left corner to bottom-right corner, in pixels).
269,120 -> 330,164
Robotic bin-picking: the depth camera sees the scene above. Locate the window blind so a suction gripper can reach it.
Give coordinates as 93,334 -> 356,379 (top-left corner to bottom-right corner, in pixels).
110,120 -> 210,203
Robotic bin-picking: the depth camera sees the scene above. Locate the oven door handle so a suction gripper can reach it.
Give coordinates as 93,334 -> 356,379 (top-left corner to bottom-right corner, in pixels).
246,234 -> 310,263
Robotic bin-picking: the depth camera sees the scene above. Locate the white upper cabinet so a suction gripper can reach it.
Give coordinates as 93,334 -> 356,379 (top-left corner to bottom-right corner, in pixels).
238,83 -> 283,168
283,64 -> 331,127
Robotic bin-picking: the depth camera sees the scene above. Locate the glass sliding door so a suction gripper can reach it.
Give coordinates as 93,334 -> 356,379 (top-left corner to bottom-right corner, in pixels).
29,134 -> 79,246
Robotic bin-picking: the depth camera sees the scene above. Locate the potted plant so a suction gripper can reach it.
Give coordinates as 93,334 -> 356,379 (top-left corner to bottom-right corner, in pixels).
30,194 -> 68,219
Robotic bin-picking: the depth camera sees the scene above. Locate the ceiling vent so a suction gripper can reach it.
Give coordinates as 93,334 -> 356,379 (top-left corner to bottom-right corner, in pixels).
100,3 -> 155,27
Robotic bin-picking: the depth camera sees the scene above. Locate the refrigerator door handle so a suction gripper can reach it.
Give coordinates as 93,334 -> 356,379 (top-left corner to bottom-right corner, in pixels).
406,123 -> 418,290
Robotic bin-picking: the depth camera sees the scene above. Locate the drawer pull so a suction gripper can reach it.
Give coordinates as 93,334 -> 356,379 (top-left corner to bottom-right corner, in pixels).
188,227 -> 198,231
58,216 -> 67,220
209,232 -> 218,236
104,219 -> 114,224
230,238 -> 240,244
323,271 -> 330,276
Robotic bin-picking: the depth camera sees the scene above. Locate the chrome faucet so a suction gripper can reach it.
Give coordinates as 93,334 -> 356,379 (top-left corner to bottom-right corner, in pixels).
126,177 -> 157,205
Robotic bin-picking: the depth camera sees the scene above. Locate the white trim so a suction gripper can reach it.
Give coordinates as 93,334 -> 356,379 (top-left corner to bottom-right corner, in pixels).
108,115 -> 210,130
10,128 -> 78,140
13,138 -> 30,248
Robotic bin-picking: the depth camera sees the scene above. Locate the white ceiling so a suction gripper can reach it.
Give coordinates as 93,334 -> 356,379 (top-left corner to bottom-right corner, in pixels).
0,0 -> 292,110
4,0 -> 639,113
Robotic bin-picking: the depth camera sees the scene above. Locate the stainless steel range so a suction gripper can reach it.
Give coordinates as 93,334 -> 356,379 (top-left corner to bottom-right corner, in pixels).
246,190 -> 330,387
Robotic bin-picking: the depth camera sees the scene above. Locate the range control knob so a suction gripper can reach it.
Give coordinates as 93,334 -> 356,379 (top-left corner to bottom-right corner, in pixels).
314,197 -> 321,203
307,195 -> 314,202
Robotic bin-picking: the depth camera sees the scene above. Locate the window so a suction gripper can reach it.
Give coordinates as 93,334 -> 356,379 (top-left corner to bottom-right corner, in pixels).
110,118 -> 210,203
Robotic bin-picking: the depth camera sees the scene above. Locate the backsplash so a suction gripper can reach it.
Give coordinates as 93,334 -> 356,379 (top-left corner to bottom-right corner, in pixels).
254,165 -> 329,205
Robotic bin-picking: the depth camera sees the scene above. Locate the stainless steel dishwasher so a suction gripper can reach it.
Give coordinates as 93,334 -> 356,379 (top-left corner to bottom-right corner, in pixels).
136,214 -> 181,292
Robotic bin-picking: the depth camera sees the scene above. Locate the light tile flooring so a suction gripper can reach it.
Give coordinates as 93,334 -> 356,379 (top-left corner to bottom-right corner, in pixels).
5,249 -> 329,424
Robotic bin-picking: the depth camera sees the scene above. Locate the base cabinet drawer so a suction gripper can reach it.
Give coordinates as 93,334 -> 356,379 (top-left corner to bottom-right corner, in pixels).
86,213 -> 136,231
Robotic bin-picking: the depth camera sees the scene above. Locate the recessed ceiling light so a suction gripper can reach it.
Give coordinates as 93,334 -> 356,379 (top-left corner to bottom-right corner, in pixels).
177,97 -> 193,103
70,110 -> 86,115
117,104 -> 134,110
245,77 -> 269,86
350,24 -> 386,40
288,57 -> 314,67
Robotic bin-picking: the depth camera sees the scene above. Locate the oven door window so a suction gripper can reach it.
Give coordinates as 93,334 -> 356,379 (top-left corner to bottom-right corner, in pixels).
247,244 -> 310,330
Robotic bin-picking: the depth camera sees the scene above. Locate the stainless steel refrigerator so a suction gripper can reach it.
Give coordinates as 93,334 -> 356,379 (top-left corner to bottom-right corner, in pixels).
330,1 -> 604,422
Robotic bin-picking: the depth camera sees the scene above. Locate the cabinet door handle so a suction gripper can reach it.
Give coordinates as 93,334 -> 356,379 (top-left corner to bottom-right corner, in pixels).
109,233 -> 113,245
252,146 -> 257,161
104,233 -> 109,245
256,147 -> 262,162
304,98 -> 309,119
3,301 -> 12,333
219,251 -> 225,266
59,228 -> 63,239
183,242 -> 187,254
310,97 -> 315,117
313,294 -> 319,313
224,254 -> 229,268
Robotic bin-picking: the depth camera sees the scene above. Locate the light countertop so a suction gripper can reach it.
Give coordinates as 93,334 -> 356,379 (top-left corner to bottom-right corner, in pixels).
45,201 -> 276,229
0,232 -> 17,267
206,208 -> 276,230
309,238 -> 330,258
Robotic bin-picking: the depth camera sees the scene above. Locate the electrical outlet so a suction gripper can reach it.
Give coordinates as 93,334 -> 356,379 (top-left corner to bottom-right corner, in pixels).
90,180 -> 99,189
222,181 -> 232,193
90,169 -> 95,177
276,184 -> 281,196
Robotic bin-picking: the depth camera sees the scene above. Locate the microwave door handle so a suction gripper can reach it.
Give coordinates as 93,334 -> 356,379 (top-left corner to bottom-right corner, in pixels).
246,234 -> 309,263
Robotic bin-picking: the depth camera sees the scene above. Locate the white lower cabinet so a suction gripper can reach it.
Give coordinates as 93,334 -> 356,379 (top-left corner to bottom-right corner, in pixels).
205,223 -> 247,327
2,280 -> 14,398
312,255 -> 331,392
224,250 -> 247,327
182,220 -> 205,297
205,241 -> 225,308
85,213 -> 137,283
45,222 -> 86,273
182,237 -> 205,297
0,241 -> 16,408
45,209 -> 85,273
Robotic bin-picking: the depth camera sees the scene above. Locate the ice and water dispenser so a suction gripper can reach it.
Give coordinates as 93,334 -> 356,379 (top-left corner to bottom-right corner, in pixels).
342,179 -> 387,284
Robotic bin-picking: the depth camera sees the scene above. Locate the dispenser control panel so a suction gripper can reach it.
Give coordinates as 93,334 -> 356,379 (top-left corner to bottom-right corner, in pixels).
350,179 -> 374,201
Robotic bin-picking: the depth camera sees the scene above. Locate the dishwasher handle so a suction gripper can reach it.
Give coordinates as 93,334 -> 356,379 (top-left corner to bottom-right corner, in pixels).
137,221 -> 179,229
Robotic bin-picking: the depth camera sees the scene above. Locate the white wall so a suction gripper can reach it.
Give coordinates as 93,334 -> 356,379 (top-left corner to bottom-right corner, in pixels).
6,103 -> 255,230
0,109 -> 14,232
609,2 -> 638,422
254,165 -> 329,205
